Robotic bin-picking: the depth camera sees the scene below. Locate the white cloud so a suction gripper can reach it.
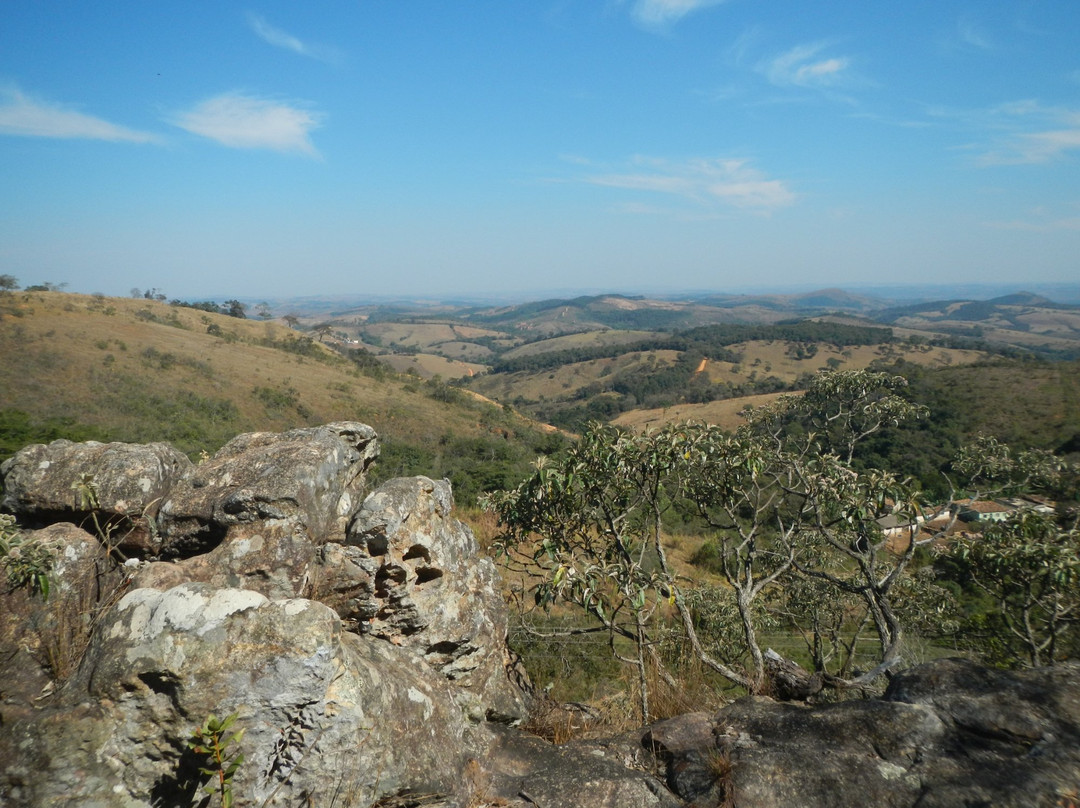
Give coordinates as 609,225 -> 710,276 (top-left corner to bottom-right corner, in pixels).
0,86 -> 158,142
762,42 -> 852,89
630,0 -> 728,30
584,156 -> 796,213
247,13 -> 343,65
170,93 -> 322,156
973,102 -> 1080,165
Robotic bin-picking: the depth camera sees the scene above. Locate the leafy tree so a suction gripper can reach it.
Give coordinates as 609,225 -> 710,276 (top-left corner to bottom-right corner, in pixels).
484,370 -> 939,717
223,300 -> 246,319
954,510 -> 1078,667
943,435 -> 1078,667
0,274 -> 18,292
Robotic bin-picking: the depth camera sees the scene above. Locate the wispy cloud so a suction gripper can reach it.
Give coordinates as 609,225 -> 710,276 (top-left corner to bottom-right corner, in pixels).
760,42 -> 852,90
938,18 -> 995,54
971,102 -> 1080,165
247,13 -> 343,65
583,156 -> 796,213
170,93 -> 322,156
0,86 -> 158,142
629,0 -> 728,31
957,19 -> 994,50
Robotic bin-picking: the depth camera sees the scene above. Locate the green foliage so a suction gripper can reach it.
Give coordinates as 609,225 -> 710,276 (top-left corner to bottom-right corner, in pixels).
189,711 -> 246,808
0,513 -> 53,599
856,359 -> 1080,496
485,370 -> 944,715
0,408 -> 109,469
953,508 -> 1079,667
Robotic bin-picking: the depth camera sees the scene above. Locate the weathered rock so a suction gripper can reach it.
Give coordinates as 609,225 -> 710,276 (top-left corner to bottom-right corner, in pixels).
648,658 -> 1080,808
480,724 -> 682,808
2,583 -> 485,807
315,475 -> 529,722
156,421 -> 377,558
131,518 -> 316,600
0,439 -> 192,554
0,522 -> 127,715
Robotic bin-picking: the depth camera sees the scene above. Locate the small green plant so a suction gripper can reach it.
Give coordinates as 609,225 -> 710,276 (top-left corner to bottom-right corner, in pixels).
0,513 -> 54,599
189,711 -> 246,808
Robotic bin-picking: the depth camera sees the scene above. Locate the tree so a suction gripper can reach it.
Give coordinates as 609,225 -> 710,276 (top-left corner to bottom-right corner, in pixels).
484,370 -> 938,716
223,300 -> 246,319
0,274 -> 18,291
944,436 -> 1077,667
255,302 -> 272,320
281,314 -> 300,329
955,510 -> 1078,666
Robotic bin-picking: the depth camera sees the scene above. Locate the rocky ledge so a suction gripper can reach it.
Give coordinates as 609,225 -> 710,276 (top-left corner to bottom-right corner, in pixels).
1,424 -> 1077,807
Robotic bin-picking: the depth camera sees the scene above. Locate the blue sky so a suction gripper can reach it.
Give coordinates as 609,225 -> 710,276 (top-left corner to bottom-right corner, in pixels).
1,1 -> 1078,300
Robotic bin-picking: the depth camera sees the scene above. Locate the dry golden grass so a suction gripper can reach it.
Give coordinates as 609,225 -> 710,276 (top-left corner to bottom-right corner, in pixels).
0,291 -> 534,455
379,352 -> 487,380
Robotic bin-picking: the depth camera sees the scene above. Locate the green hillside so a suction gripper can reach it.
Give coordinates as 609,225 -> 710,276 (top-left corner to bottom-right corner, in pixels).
0,291 -> 563,505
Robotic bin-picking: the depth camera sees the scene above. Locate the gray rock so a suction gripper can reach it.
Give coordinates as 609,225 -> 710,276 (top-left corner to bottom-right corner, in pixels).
156,421 -> 377,558
316,476 -> 529,723
0,439 -> 192,554
3,583 -> 484,808
648,658 -> 1080,808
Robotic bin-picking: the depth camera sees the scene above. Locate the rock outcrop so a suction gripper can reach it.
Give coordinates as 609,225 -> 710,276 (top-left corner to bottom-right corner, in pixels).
2,424 -> 1078,808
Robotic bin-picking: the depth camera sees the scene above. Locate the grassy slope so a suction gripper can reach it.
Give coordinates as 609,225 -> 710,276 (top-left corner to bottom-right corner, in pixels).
470,339 -> 989,426
0,292 -> 548,469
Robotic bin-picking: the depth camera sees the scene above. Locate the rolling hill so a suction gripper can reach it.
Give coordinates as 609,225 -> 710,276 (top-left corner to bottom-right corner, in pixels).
0,291 -> 564,505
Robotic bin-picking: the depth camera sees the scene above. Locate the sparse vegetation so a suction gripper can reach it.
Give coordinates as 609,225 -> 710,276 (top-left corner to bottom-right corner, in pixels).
0,513 -> 53,600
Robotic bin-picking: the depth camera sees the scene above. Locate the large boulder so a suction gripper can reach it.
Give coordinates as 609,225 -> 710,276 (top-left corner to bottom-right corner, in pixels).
312,476 -> 528,722
1,583 -> 485,807
644,657 -> 1080,808
0,440 -> 192,555
156,421 -> 378,557
133,422 -> 379,599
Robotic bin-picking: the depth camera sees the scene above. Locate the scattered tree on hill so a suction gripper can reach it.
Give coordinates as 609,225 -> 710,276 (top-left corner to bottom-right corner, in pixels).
281,314 -> 300,329
0,275 -> 18,292
223,300 -> 247,319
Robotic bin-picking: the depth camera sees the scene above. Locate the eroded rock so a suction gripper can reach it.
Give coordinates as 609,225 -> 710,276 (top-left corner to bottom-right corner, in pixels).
156,421 -> 377,558
316,475 -> 529,722
0,440 -> 192,554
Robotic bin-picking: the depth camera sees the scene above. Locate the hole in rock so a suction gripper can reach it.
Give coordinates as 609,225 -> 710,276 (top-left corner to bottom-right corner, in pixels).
364,534 -> 389,556
414,566 -> 444,585
402,544 -> 431,563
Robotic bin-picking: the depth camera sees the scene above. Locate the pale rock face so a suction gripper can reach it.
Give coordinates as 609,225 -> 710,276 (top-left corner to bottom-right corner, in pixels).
0,424 -> 532,808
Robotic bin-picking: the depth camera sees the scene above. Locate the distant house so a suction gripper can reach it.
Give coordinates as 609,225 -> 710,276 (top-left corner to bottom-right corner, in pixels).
955,498 -> 1015,524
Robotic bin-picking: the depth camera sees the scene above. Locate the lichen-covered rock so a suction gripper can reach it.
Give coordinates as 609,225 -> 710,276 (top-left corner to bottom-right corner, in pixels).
315,476 -> 529,722
0,440 -> 192,554
2,583 -> 484,807
131,518 -> 316,600
156,421 -> 377,558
